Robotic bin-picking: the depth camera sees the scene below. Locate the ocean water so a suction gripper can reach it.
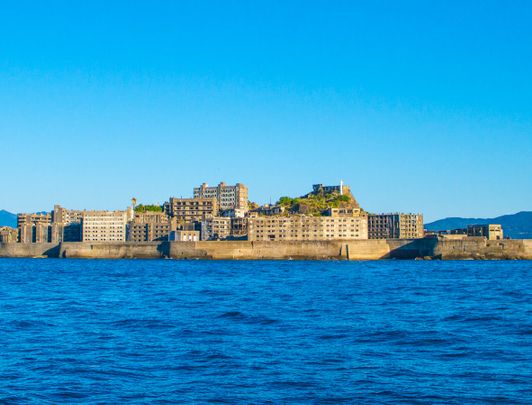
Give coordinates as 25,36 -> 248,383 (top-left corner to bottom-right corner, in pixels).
0,259 -> 531,404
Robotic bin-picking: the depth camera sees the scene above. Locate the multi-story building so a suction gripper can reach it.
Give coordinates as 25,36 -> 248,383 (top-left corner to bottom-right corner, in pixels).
126,212 -> 170,242
251,204 -> 286,216
248,215 -> 368,241
368,213 -> 424,239
17,213 -> 52,243
231,217 -> 248,239
193,182 -> 248,212
51,204 -> 83,242
311,181 -> 352,196
81,210 -> 128,242
52,205 -> 83,225
220,208 -> 247,218
324,207 -> 362,217
0,227 -> 18,243
200,217 -> 232,241
467,224 -> 503,240
164,197 -> 218,223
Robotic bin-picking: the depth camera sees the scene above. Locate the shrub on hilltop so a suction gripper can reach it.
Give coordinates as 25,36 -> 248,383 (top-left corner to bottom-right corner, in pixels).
134,204 -> 163,213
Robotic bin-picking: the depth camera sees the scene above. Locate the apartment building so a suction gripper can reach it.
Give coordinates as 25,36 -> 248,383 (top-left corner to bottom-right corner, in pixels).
193,182 -> 248,212
200,217 -> 232,240
51,204 -> 83,242
312,183 -> 345,195
231,217 -> 248,239
81,210 -> 128,242
248,215 -> 368,241
52,204 -> 82,224
220,208 -> 247,218
324,207 -> 362,217
126,212 -> 170,242
17,213 -> 52,243
251,204 -> 286,216
467,224 -> 504,240
164,197 -> 218,223
368,213 -> 424,239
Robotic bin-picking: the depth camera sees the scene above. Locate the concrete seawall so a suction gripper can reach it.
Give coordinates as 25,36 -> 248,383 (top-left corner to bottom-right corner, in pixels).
433,238 -> 532,260
58,239 -> 432,260
1,238 -> 530,260
0,243 -> 60,258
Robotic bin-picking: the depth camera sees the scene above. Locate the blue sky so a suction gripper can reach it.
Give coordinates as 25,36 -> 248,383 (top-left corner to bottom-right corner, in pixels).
1,1 -> 531,221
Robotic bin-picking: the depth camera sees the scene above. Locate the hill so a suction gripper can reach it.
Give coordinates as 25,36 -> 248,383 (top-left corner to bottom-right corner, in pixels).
0,210 -> 17,228
277,188 -> 361,216
425,211 -> 532,239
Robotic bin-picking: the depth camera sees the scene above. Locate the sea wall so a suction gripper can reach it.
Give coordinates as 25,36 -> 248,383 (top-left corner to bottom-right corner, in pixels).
0,243 -> 60,258
170,240 -> 349,260
59,242 -> 165,259
1,238 -> 530,260
59,239 -> 422,260
434,238 -> 532,260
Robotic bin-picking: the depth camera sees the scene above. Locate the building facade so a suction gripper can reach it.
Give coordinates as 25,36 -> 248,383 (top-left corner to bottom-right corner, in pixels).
126,212 -> 170,242
52,204 -> 83,242
17,213 -> 52,243
248,215 -> 368,241
81,211 -> 128,242
0,226 -> 18,243
231,217 -> 248,239
312,183 -> 346,195
467,224 -> 504,240
324,207 -> 362,217
169,230 -> 200,242
193,182 -> 248,212
251,204 -> 286,216
368,213 -> 424,239
164,197 -> 218,223
200,217 -> 232,240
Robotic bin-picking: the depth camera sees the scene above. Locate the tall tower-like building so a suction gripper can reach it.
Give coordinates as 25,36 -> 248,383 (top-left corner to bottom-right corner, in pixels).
193,182 -> 248,212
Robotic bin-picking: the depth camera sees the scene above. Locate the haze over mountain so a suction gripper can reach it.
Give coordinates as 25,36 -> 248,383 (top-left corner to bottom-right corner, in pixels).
0,210 -> 17,228
425,211 -> 532,239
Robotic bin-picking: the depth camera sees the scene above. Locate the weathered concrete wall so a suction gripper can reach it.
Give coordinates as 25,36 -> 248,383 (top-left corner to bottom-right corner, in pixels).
434,238 -> 532,260
60,242 -> 165,259
2,238 -> 531,260
170,240 -> 345,260
0,242 -> 60,258
59,239 -> 434,260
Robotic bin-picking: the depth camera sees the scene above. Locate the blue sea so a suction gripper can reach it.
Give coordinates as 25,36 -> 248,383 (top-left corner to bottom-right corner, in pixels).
0,259 -> 531,404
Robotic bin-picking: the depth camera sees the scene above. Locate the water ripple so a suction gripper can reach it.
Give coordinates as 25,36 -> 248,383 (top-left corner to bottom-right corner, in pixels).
0,259 -> 530,403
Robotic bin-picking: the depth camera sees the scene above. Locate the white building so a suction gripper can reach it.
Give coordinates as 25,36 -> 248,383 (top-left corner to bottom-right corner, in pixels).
248,215 -> 368,241
81,210 -> 128,242
169,230 -> 200,242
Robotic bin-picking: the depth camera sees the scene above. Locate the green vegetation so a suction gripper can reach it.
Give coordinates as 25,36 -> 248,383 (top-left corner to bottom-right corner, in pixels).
134,204 -> 163,213
276,192 -> 356,216
278,196 -> 295,207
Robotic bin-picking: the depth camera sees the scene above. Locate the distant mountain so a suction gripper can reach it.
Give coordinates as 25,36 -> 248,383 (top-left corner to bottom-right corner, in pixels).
0,210 -> 17,228
425,211 -> 532,239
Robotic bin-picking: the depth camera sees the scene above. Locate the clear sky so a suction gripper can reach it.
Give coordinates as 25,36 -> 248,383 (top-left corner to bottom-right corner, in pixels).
1,1 -> 531,221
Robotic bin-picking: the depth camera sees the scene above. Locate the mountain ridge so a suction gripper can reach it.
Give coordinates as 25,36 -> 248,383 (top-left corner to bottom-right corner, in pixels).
0,210 -> 17,228
425,211 -> 532,239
